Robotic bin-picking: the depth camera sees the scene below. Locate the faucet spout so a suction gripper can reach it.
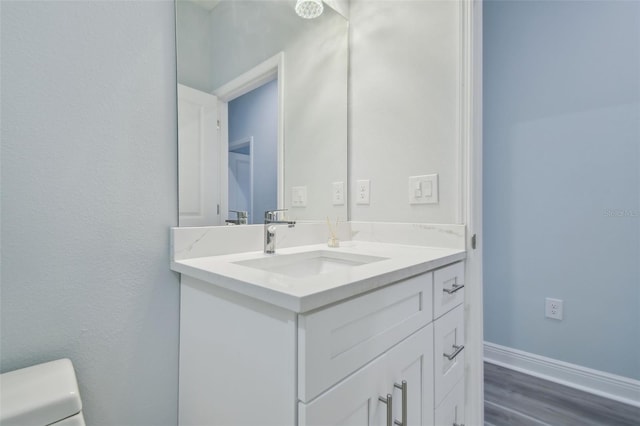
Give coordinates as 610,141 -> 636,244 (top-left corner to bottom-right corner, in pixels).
264,209 -> 296,254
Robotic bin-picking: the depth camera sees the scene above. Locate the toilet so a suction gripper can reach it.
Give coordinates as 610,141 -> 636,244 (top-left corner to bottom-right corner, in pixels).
0,358 -> 85,426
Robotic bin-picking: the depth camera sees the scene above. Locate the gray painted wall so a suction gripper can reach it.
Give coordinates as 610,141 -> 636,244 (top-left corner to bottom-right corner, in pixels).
484,0 -> 640,379
229,79 -> 278,224
1,1 -> 180,424
176,0 -> 212,93
349,0 -> 462,224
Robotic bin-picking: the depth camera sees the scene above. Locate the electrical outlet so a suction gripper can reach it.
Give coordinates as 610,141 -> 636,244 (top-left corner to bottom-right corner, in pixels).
545,298 -> 563,320
291,186 -> 307,207
332,181 -> 344,205
356,179 -> 370,205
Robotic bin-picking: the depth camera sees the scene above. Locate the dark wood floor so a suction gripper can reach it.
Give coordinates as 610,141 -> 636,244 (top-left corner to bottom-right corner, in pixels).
484,362 -> 640,426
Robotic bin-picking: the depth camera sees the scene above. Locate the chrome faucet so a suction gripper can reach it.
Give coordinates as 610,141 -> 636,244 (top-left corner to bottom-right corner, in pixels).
226,210 -> 248,225
264,209 -> 296,254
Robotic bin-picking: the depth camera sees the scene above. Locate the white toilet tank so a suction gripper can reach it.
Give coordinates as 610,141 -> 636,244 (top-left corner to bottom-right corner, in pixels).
0,358 -> 85,426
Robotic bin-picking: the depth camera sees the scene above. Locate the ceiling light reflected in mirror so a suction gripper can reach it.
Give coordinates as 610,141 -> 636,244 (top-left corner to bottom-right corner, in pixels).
295,0 -> 324,19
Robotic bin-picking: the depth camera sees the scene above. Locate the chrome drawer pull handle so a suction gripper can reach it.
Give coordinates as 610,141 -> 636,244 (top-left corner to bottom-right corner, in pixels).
393,381 -> 407,426
443,283 -> 464,294
379,394 -> 393,426
453,423 -> 465,426
443,344 -> 464,360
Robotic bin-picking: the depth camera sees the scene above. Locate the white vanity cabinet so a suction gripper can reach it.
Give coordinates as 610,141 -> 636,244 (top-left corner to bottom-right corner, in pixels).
178,260 -> 465,426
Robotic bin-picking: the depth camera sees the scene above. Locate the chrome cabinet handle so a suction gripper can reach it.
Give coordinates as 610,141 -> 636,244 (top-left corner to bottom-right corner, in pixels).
453,423 -> 465,426
378,394 -> 393,426
443,344 -> 465,361
443,283 -> 464,294
393,381 -> 407,426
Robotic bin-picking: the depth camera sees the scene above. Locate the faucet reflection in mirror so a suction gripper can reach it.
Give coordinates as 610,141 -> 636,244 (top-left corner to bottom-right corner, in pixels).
226,210 -> 248,225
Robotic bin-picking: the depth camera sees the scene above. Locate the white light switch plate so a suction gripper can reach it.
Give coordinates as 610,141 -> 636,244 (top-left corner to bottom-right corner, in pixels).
356,179 -> 370,205
291,186 -> 307,207
332,182 -> 344,205
408,174 -> 439,204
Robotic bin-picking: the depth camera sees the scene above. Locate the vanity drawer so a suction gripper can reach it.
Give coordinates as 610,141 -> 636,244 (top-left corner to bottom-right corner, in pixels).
434,304 -> 465,406
433,262 -> 465,319
434,377 -> 465,426
298,272 -> 433,402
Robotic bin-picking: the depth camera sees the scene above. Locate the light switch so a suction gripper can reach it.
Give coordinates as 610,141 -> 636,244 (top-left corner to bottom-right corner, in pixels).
423,180 -> 433,197
291,186 -> 307,207
414,181 -> 422,197
408,174 -> 438,204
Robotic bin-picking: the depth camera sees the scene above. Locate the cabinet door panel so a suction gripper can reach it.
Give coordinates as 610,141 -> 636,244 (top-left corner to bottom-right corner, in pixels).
386,325 -> 435,426
299,352 -> 388,426
434,305 -> 465,406
434,379 -> 465,426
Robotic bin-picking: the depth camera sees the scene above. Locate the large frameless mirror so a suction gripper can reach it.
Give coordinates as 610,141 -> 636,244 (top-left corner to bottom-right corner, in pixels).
176,0 -> 348,226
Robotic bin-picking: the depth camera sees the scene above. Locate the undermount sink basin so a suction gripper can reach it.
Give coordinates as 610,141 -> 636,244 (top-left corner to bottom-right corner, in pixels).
234,250 -> 387,278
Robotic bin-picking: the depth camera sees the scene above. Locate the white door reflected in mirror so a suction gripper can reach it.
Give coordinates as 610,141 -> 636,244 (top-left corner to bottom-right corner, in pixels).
178,84 -> 221,227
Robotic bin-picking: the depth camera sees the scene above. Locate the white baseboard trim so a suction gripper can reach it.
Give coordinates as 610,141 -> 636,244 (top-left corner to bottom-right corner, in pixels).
484,342 -> 640,408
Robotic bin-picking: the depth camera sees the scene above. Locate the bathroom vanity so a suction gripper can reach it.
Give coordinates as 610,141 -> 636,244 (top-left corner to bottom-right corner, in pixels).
172,225 -> 467,426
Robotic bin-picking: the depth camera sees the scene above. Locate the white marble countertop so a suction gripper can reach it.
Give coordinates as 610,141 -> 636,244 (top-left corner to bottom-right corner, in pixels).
171,241 -> 465,313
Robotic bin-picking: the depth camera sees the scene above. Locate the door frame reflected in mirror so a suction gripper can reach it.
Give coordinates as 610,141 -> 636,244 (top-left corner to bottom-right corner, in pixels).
228,136 -> 254,224
214,52 -> 285,226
